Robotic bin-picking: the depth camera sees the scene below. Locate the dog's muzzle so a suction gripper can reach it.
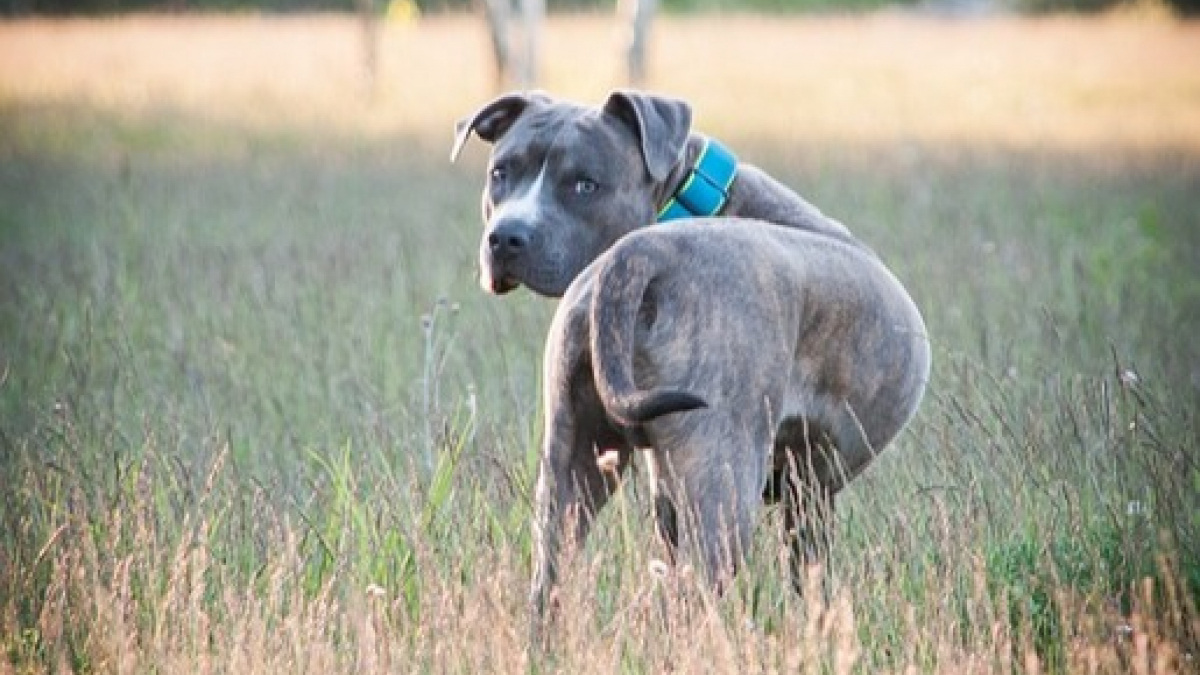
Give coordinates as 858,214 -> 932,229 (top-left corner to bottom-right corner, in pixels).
487,217 -> 532,262
481,217 -> 534,294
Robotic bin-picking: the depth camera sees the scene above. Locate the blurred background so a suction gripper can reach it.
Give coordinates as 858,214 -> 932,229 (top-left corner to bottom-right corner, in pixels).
5,0 -> 1199,19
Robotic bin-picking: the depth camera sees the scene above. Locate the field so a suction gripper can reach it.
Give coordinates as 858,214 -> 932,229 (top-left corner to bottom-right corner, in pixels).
1,12 -> 1198,674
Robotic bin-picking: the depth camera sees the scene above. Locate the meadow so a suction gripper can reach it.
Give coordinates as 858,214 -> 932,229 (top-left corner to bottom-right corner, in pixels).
0,12 -> 1197,674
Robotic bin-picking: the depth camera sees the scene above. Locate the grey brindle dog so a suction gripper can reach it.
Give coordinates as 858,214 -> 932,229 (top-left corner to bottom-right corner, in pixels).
452,90 -> 930,637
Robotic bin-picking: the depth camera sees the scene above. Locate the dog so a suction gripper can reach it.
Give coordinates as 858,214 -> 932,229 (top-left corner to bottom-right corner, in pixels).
452,90 -> 931,637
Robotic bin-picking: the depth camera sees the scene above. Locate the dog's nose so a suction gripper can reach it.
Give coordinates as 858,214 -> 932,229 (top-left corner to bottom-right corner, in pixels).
487,220 -> 531,259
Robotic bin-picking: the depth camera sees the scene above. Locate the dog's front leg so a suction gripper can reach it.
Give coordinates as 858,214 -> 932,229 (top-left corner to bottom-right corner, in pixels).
528,449 -> 570,638
528,413 -> 618,648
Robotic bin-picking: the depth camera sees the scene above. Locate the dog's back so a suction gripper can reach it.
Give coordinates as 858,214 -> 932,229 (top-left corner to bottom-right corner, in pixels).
580,218 -> 929,467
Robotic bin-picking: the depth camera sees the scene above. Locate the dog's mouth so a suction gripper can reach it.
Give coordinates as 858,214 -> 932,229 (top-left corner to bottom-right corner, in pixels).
480,248 -> 573,297
493,276 -> 520,294
482,270 -> 521,295
479,251 -> 521,295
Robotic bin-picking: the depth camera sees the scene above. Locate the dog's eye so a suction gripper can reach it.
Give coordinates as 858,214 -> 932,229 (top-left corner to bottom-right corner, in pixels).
573,178 -> 598,195
490,166 -> 508,184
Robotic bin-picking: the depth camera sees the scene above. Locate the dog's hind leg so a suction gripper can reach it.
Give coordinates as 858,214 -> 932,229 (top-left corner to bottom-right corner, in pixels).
772,420 -> 841,597
647,421 -> 767,592
763,415 -> 840,593
779,461 -> 835,596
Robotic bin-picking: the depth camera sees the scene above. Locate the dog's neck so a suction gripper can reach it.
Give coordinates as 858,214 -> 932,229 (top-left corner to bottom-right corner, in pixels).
655,135 -> 739,223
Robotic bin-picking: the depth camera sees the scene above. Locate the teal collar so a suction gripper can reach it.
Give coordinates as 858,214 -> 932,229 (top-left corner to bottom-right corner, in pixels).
656,136 -> 738,222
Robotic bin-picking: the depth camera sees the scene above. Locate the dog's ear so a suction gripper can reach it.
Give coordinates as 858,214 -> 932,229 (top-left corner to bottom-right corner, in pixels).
450,92 -> 551,162
602,90 -> 692,182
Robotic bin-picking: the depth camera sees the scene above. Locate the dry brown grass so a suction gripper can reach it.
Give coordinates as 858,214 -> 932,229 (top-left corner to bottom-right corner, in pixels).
2,13 -> 1198,149
14,491 -> 1196,674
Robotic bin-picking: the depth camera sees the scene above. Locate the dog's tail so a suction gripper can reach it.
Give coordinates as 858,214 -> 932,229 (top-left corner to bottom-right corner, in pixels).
590,243 -> 708,426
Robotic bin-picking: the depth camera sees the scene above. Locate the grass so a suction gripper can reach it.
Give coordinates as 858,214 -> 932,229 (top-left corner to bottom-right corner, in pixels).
1,12 -> 1198,674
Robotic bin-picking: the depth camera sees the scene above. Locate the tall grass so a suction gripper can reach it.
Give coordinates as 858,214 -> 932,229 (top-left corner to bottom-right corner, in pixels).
2,15 -> 1197,674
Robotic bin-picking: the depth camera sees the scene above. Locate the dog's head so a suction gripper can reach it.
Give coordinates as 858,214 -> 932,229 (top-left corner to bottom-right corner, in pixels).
452,90 -> 693,297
